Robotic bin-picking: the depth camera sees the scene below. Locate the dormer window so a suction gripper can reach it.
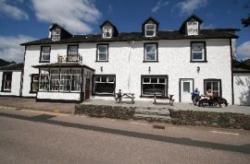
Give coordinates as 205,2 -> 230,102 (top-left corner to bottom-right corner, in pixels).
142,17 -> 159,38
102,26 -> 113,39
51,27 -> 61,41
187,21 -> 199,35
145,24 -> 156,37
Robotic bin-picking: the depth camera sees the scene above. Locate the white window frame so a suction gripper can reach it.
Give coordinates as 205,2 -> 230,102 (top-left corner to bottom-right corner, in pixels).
51,28 -> 61,41
39,69 -> 50,91
50,69 -> 60,91
187,21 -> 199,36
144,43 -> 158,62
144,24 -> 156,37
141,76 -> 168,96
102,26 -> 113,39
191,42 -> 206,62
204,79 -> 221,97
97,44 -> 109,62
93,75 -> 115,95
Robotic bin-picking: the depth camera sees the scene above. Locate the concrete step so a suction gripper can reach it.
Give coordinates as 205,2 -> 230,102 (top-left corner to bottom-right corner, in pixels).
135,108 -> 170,116
133,114 -> 172,123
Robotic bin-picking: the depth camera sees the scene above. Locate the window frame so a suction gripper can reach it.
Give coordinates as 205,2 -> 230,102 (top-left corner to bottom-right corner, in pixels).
1,72 -> 12,92
38,68 -> 82,93
40,46 -> 51,63
144,23 -> 156,37
190,41 -> 207,62
93,74 -> 116,96
143,43 -> 158,62
96,44 -> 109,62
30,74 -> 39,93
51,28 -> 61,41
141,75 -> 168,97
102,26 -> 113,39
67,45 -> 79,62
186,21 -> 199,36
204,79 -> 222,97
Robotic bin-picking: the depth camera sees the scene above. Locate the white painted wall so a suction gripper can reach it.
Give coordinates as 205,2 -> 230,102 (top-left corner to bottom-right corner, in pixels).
37,92 -> 81,101
0,71 -> 22,96
23,38 -> 233,103
233,73 -> 250,105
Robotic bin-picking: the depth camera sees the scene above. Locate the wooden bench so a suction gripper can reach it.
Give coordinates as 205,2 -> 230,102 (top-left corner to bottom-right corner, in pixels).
115,92 -> 135,104
153,94 -> 174,106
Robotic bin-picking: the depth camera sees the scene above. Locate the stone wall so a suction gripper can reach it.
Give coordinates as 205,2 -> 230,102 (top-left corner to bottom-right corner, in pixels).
169,109 -> 250,130
75,104 -> 135,120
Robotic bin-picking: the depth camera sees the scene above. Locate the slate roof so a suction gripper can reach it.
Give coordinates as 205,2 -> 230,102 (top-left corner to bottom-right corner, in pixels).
32,63 -> 95,71
233,67 -> 250,73
21,28 -> 238,46
0,63 -> 23,71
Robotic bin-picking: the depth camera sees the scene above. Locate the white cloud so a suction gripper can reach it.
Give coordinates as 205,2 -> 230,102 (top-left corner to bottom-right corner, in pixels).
0,0 -> 28,20
152,0 -> 169,13
237,41 -> 250,60
31,0 -> 102,34
176,0 -> 207,15
0,35 -> 35,62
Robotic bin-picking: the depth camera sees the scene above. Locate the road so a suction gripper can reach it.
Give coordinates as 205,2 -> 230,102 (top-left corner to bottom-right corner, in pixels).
0,108 -> 250,164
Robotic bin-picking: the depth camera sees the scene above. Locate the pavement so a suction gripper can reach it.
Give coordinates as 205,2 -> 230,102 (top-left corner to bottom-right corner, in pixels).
0,107 -> 250,164
0,97 -> 75,114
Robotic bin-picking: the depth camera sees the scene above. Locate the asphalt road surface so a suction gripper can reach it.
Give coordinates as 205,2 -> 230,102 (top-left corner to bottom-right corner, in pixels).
0,108 -> 250,164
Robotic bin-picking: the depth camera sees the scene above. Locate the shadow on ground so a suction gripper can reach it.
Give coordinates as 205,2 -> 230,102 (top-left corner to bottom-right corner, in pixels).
0,112 -> 250,154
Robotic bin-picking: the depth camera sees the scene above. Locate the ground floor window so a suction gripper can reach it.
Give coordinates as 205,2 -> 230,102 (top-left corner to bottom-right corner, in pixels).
30,74 -> 39,93
1,72 -> 12,92
93,75 -> 115,95
141,75 -> 168,96
204,79 -> 221,97
39,68 -> 81,92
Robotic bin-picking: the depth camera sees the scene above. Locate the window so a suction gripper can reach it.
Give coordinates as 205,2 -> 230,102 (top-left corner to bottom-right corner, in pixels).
102,26 -> 112,38
94,75 -> 115,95
39,69 -> 49,91
50,69 -> 60,91
183,82 -> 190,92
141,76 -> 168,96
30,74 -> 39,93
191,42 -> 206,62
51,28 -> 61,41
97,44 -> 108,62
187,21 -> 199,36
71,69 -> 81,91
67,45 -> 79,62
204,79 -> 221,97
145,24 -> 156,37
1,72 -> 12,92
144,43 -> 158,62
39,68 -> 81,92
40,46 -> 51,62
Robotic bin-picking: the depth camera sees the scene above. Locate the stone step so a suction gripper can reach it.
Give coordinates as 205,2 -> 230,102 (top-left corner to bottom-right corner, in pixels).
135,108 -> 170,116
133,114 -> 172,123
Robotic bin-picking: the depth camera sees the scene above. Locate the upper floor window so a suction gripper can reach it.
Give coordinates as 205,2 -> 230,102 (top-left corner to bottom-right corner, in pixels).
102,26 -> 113,38
51,28 -> 61,41
67,45 -> 79,62
191,42 -> 206,62
144,43 -> 158,62
145,24 -> 156,37
97,44 -> 109,62
67,45 -> 78,56
40,46 -> 51,63
187,21 -> 199,35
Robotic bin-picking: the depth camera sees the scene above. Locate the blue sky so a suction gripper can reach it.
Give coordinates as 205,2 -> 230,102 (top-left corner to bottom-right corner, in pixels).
0,0 -> 249,62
